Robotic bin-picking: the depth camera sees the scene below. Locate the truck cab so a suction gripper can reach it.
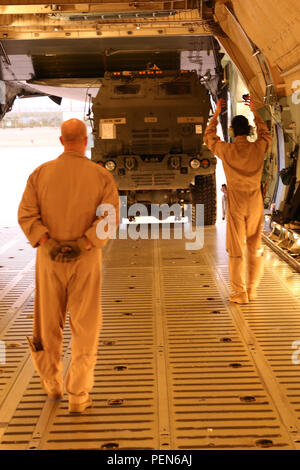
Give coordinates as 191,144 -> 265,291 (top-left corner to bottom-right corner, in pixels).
91,69 -> 217,224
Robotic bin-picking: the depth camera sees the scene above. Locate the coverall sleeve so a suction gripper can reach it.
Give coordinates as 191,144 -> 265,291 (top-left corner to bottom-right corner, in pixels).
254,113 -> 271,153
18,170 -> 49,248
203,115 -> 228,160
84,172 -> 120,249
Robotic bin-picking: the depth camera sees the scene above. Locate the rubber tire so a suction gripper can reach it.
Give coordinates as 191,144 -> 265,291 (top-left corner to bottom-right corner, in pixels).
192,173 -> 217,226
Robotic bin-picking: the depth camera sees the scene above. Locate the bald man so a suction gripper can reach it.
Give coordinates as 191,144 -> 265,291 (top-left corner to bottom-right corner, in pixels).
18,119 -> 119,413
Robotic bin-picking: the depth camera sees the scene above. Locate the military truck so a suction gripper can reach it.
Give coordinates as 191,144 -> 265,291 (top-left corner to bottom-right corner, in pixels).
91,69 -> 217,225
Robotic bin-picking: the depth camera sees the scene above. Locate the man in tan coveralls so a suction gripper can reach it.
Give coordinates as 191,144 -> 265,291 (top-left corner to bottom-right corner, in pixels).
18,119 -> 119,412
204,98 -> 271,304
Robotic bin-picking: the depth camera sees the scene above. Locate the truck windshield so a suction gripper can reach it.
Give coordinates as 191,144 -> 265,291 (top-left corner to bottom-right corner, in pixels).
114,84 -> 141,95
160,82 -> 191,95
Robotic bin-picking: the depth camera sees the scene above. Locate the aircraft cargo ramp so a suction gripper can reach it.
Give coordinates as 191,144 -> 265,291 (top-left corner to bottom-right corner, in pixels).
0,224 -> 300,451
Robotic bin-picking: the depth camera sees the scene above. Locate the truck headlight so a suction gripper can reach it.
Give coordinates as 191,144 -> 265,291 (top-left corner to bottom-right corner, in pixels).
105,160 -> 116,171
189,158 -> 201,169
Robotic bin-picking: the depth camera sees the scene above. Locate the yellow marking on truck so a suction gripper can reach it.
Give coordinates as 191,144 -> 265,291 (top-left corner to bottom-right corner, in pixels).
177,116 -> 203,123
144,117 -> 158,123
100,118 -> 126,124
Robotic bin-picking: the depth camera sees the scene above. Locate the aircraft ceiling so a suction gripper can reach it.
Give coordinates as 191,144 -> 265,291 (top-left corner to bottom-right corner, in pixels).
0,0 -> 299,107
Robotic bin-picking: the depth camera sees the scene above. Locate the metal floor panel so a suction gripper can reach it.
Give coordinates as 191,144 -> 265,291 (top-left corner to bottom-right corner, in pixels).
158,237 -> 295,450
0,225 -> 300,450
215,259 -> 300,430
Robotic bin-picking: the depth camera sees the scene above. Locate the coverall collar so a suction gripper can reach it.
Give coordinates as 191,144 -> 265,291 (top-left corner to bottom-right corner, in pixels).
234,135 -> 249,142
60,150 -> 86,159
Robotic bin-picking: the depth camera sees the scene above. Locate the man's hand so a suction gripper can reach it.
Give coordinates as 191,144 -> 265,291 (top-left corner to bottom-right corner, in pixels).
244,96 -> 258,115
77,235 -> 93,251
38,233 -> 49,247
40,236 -> 94,263
85,236 -> 93,250
214,98 -> 226,117
85,237 -> 93,250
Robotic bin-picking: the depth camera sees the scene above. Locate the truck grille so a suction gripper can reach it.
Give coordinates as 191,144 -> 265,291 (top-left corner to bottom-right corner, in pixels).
131,174 -> 153,186
132,129 -> 169,139
154,173 -> 175,185
132,143 -> 170,154
131,173 -> 175,187
132,129 -> 169,155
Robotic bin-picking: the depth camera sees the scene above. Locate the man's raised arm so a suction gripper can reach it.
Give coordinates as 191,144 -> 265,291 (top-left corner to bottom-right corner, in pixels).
249,99 -> 271,153
203,98 -> 228,159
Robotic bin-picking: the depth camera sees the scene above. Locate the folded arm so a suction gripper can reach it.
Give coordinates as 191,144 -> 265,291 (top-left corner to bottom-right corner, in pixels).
18,171 -> 49,248
84,172 -> 120,249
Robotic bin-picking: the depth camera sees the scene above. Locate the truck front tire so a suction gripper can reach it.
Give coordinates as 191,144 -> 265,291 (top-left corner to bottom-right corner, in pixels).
192,174 -> 217,226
